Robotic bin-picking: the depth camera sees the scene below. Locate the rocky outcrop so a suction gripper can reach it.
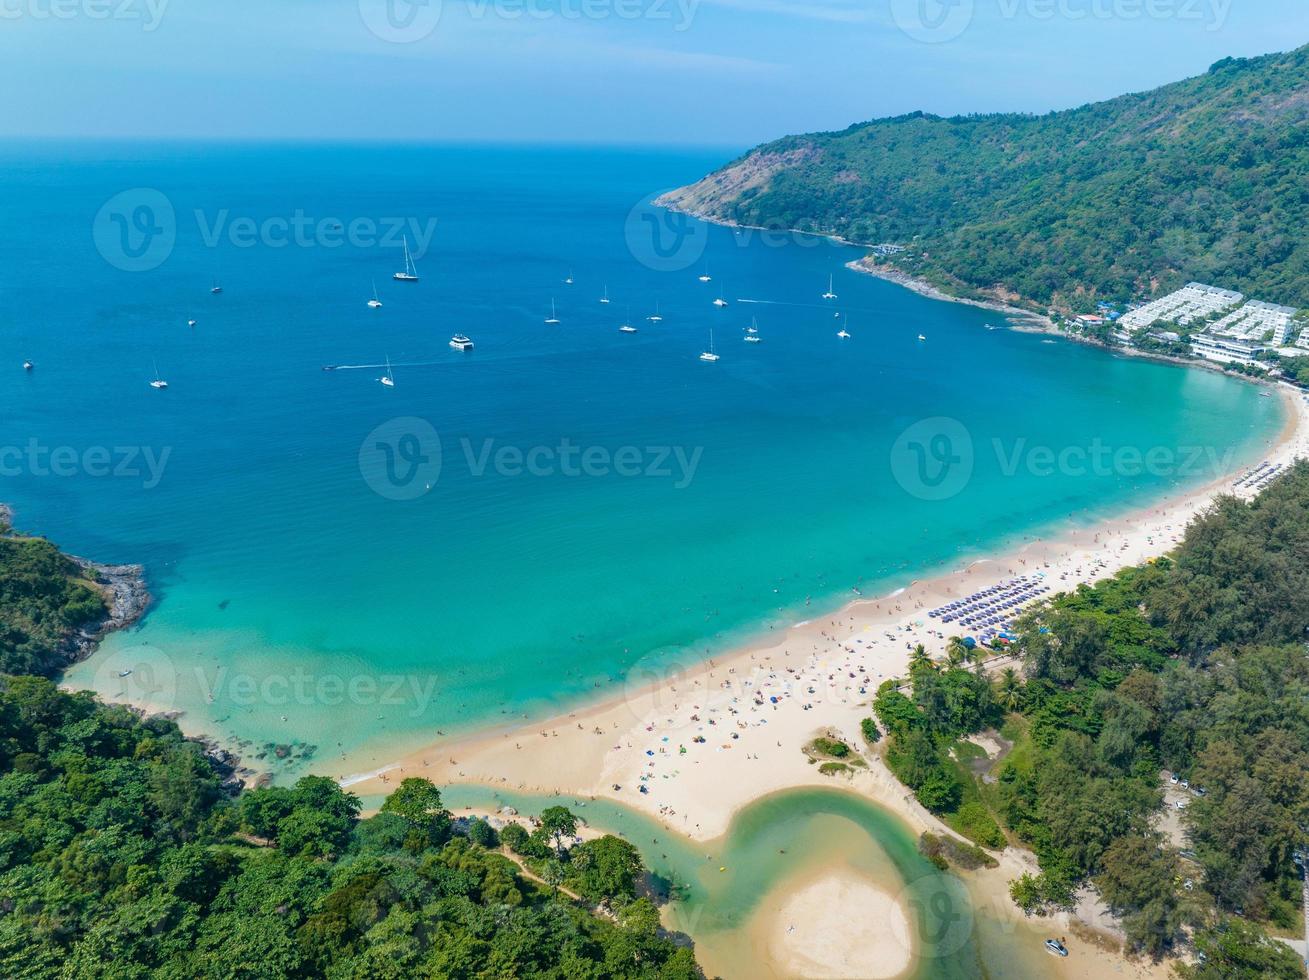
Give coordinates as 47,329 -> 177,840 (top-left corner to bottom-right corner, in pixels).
654,144 -> 819,219
65,556 -> 151,663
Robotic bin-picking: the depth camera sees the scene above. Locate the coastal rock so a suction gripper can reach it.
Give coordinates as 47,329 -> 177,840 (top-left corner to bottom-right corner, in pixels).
65,555 -> 151,664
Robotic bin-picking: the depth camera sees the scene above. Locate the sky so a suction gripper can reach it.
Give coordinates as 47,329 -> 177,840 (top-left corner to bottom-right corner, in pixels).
0,0 -> 1301,146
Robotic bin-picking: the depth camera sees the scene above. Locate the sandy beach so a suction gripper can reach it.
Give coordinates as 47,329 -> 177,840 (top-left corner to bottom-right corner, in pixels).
339,380 -> 1306,977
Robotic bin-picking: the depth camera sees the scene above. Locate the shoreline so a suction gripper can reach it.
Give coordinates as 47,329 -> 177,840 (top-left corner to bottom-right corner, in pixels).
337,385 -> 1305,978
343,385 -> 1307,813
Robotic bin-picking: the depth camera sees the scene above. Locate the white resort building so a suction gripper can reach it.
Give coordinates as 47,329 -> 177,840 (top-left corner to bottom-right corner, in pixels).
1118,282 -> 1245,330
1208,300 -> 1299,346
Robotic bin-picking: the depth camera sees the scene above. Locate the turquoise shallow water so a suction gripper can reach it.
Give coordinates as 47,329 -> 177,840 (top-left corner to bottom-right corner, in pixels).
0,142 -> 1282,775
418,785 -> 1075,979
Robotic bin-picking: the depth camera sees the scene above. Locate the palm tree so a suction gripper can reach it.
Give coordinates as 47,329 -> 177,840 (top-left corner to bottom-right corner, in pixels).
946,637 -> 969,668
909,643 -> 933,673
995,667 -> 1023,712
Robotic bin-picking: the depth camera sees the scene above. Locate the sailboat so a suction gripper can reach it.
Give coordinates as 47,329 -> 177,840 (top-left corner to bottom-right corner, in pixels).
698,265 -> 712,283
210,278 -> 222,295
393,238 -> 419,282
545,299 -> 560,324
564,270 -> 575,285
822,275 -> 837,300
712,288 -> 728,308
837,324 -> 851,339
379,356 -> 395,387
187,318 -> 197,328
745,318 -> 761,343
368,280 -> 383,309
619,307 -> 637,333
149,360 -> 168,389
699,330 -> 720,362
647,301 -> 663,323
599,285 -> 611,304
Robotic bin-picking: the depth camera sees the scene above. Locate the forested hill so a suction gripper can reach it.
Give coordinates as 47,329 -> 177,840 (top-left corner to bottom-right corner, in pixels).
659,44 -> 1309,311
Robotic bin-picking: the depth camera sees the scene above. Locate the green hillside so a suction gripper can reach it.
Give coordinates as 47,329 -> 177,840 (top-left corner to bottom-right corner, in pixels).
660,44 -> 1309,311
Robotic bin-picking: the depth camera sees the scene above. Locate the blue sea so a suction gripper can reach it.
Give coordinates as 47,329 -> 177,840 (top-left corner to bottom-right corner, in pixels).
0,142 -> 1282,776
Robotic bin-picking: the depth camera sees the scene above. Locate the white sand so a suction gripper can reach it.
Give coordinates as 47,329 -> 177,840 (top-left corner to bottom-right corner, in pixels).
339,384 -> 1307,980
766,872 -> 913,979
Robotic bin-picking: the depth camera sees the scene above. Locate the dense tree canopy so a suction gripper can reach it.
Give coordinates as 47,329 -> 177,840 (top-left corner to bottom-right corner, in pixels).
664,44 -> 1309,310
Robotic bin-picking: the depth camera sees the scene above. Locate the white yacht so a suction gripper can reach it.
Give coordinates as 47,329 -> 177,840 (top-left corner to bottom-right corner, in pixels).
22,360 -> 33,371
450,334 -> 474,351
545,299 -> 560,324
918,334 -> 927,341
368,280 -> 383,309
837,327 -> 851,339
619,307 -> 637,333
822,275 -> 838,300
698,265 -> 712,283
712,289 -> 728,308
150,360 -> 168,389
210,279 -> 222,295
187,318 -> 197,328
564,270 -> 574,285
599,285 -> 611,304
380,356 -> 395,387
647,301 -> 663,323
699,330 -> 720,362
393,238 -> 419,281
745,318 -> 761,343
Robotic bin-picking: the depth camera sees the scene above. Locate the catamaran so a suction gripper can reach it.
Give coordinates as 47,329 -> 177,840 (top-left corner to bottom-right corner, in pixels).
699,329 -> 720,362
150,360 -> 168,389
698,265 -> 712,283
647,301 -> 663,323
837,327 -> 851,339
599,285 -> 610,304
822,275 -> 838,300
545,299 -> 560,324
368,280 -> 383,309
619,307 -> 637,333
379,356 -> 395,387
712,289 -> 728,308
450,334 -> 474,351
393,238 -> 419,282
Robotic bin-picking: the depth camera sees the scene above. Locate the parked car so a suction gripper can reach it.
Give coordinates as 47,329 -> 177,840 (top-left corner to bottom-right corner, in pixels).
1045,939 -> 1069,957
